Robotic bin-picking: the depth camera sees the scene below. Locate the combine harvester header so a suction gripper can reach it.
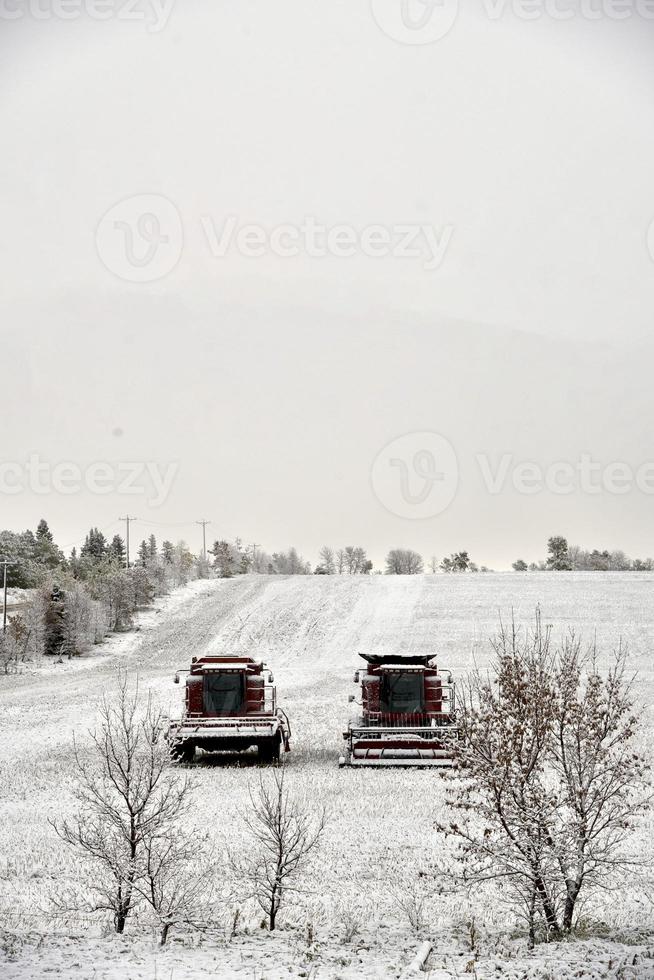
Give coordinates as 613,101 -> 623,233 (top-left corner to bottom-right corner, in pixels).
340,653 -> 459,768
167,655 -> 291,764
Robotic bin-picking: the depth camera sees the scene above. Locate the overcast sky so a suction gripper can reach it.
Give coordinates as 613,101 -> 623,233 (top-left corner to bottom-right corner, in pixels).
2,2 -> 654,569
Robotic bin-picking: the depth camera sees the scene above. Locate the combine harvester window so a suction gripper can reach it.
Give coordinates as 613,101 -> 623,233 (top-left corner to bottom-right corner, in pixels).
381,672 -> 424,714
203,673 -> 245,715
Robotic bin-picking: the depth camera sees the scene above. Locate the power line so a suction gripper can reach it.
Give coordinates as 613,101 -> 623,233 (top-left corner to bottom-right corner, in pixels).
136,519 -> 194,528
195,520 -> 211,559
0,558 -> 17,632
118,516 -> 138,569
251,542 -> 260,570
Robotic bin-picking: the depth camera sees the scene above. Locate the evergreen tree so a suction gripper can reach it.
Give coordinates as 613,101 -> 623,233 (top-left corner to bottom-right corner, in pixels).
69,547 -> 80,578
211,540 -> 235,578
33,519 -> 64,570
80,528 -> 108,562
44,585 -> 67,657
108,535 -> 126,567
148,534 -> 158,560
546,536 -> 571,571
0,530 -> 39,587
137,540 -> 149,567
36,518 -> 53,542
162,540 -> 174,565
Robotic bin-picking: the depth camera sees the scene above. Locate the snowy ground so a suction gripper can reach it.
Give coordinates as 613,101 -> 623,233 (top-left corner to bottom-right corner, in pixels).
1,573 -> 653,978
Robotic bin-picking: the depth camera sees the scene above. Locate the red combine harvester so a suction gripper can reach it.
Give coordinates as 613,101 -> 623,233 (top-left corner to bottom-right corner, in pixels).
167,655 -> 291,764
339,654 -> 459,768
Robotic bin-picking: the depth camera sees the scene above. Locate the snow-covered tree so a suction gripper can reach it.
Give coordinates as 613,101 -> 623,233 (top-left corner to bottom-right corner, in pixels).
546,536 -> 571,571
385,549 -> 423,575
318,546 -> 336,574
57,676 -> 192,936
232,768 -> 326,931
137,539 -> 150,568
107,535 -> 126,567
441,613 -> 650,945
271,547 -> 310,575
211,540 -> 237,578
80,527 -> 108,562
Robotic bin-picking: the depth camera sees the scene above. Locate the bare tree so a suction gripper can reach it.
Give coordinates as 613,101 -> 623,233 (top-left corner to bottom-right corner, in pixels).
549,637 -> 650,931
136,830 -> 214,945
343,546 -> 369,574
232,767 -> 326,930
440,613 -> 651,945
59,581 -> 103,655
56,674 -> 190,934
171,540 -> 195,586
90,569 -> 133,631
0,615 -> 30,673
318,546 -> 336,575
441,614 -> 561,942
385,549 -> 424,575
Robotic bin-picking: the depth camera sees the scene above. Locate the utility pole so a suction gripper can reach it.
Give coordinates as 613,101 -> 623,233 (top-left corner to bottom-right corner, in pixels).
195,520 -> 211,559
118,516 -> 138,569
1,558 -> 16,632
250,542 -> 260,572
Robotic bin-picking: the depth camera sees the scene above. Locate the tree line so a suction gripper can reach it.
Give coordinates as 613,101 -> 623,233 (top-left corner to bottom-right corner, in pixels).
0,520 -> 206,671
212,542 -> 487,577
513,536 -> 654,572
0,519 -> 492,671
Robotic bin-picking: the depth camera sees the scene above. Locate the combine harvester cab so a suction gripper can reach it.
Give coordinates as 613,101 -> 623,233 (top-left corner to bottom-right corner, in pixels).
167,656 -> 291,764
339,654 -> 459,768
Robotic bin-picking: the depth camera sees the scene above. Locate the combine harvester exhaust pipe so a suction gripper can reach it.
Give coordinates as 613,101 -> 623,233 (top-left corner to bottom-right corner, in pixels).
340,654 -> 459,769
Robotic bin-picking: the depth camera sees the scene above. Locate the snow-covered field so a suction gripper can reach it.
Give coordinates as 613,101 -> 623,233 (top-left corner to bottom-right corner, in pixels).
1,573 -> 653,979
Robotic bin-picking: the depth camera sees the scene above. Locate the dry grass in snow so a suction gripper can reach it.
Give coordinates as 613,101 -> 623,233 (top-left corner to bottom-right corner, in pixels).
1,573 -> 653,977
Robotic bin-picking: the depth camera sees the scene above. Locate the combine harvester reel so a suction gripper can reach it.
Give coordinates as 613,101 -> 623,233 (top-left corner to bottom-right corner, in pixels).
167,655 -> 291,764
339,654 -> 459,768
